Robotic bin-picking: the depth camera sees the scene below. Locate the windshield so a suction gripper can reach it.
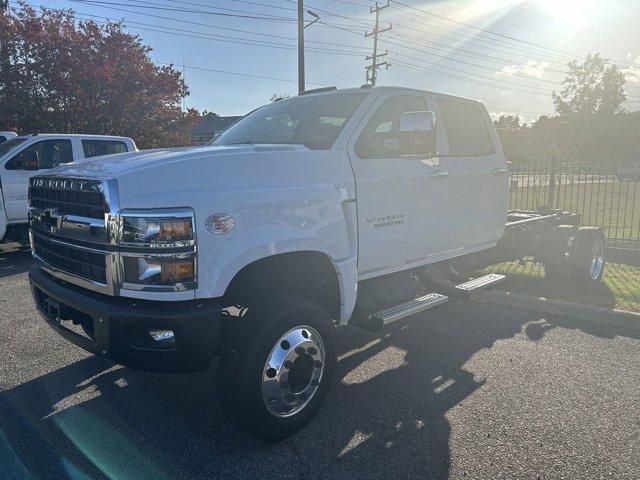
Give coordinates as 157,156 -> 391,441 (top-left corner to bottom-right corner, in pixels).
0,137 -> 27,158
213,92 -> 368,150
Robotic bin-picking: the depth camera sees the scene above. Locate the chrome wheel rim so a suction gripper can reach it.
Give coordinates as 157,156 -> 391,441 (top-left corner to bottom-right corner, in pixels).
590,238 -> 605,280
262,326 -> 325,418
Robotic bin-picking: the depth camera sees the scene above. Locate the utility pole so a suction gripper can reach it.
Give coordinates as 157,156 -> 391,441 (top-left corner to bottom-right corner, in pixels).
182,58 -> 186,112
297,1 -> 320,94
365,1 -> 391,86
297,0 -> 305,94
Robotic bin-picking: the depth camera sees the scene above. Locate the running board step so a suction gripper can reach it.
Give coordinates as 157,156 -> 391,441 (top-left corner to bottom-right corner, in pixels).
370,293 -> 449,328
455,273 -> 506,293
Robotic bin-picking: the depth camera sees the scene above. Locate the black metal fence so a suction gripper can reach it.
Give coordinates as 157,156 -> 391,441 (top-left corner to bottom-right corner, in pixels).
509,161 -> 640,262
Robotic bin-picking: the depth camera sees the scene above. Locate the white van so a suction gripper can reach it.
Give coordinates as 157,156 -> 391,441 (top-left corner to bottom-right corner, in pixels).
0,134 -> 137,243
0,131 -> 17,143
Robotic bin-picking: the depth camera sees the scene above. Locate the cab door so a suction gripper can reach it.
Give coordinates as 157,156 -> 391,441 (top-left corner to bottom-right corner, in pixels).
348,92 -> 450,277
435,98 -> 508,252
2,139 -> 74,222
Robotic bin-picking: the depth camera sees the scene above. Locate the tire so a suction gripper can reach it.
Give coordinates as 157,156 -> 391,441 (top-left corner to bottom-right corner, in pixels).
568,227 -> 606,284
543,225 -> 575,280
216,295 -> 336,442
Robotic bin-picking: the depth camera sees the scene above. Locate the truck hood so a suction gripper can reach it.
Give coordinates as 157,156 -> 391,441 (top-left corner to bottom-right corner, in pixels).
48,144 -> 308,180
38,143 -> 351,210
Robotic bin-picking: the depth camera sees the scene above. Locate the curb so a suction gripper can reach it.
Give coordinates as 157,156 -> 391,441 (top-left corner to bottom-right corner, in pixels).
469,289 -> 640,333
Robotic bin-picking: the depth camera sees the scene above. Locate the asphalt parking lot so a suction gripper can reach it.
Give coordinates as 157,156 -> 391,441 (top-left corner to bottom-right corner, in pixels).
1,243 -> 639,480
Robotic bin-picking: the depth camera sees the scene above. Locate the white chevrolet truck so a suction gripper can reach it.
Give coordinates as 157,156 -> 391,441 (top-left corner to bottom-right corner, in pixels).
1,133 -> 136,243
27,86 -> 606,441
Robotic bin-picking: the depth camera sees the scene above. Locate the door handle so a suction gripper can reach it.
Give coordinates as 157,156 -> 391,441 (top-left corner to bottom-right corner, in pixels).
493,168 -> 508,175
429,170 -> 449,179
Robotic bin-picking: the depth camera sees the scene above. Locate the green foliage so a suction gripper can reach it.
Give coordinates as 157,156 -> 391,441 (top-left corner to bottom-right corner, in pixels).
552,53 -> 626,117
493,114 -> 522,132
0,4 -> 201,148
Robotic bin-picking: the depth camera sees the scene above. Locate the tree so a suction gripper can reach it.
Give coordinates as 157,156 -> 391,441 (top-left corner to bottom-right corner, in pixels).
493,114 -> 522,131
552,53 -> 626,117
0,4 -> 200,148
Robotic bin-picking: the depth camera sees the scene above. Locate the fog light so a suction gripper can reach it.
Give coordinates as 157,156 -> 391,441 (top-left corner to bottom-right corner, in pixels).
123,256 -> 195,285
148,329 -> 175,344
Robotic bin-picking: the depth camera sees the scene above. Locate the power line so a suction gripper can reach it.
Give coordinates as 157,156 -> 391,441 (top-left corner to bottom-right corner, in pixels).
70,0 -> 297,22
29,4 -> 368,57
388,0 -> 636,69
329,0 -> 637,71
32,1 -> 640,105
158,61 -> 327,86
317,16 -> 640,101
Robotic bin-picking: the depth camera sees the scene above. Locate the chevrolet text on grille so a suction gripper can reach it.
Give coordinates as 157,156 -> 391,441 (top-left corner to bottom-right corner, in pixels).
30,177 -> 101,191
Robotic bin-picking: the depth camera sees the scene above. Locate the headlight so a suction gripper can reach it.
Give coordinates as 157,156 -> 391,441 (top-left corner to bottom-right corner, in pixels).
121,212 -> 194,248
119,209 -> 197,290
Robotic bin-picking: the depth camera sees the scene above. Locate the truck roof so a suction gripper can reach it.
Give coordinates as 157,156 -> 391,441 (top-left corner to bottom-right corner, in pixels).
297,85 -> 482,105
16,133 -> 134,141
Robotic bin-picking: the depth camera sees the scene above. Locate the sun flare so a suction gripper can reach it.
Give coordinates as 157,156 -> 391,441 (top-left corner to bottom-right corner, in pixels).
529,0 -> 598,24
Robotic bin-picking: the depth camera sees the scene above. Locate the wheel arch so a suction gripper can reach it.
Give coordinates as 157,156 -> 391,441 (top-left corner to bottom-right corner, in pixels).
223,250 -> 354,323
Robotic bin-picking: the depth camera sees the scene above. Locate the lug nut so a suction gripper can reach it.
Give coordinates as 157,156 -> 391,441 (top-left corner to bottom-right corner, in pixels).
284,360 -> 293,369
295,346 -> 305,355
308,347 -> 318,355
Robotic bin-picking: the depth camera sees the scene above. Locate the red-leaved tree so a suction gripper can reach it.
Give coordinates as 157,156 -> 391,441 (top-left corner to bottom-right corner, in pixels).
0,3 -> 201,148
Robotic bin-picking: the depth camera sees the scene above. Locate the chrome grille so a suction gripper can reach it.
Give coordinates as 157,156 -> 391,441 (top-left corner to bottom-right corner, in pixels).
32,233 -> 107,284
29,177 -> 107,219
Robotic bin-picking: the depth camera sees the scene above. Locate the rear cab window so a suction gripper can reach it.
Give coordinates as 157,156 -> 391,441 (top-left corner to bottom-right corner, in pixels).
437,99 -> 494,156
82,139 -> 128,158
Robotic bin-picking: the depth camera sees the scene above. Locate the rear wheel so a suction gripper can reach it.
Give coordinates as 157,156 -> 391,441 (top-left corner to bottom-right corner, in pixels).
217,295 -> 336,442
543,225 -> 575,280
568,227 -> 606,284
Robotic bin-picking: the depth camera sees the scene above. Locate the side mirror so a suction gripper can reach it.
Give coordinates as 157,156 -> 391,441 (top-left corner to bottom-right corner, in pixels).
18,150 -> 40,170
400,111 -> 436,133
398,111 -> 437,157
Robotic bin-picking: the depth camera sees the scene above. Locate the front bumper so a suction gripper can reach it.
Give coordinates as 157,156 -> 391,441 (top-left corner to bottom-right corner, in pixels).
29,265 -> 223,373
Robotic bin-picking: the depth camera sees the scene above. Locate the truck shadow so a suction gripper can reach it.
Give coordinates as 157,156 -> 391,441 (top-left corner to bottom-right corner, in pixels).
0,244 -> 32,280
1,300 -> 637,479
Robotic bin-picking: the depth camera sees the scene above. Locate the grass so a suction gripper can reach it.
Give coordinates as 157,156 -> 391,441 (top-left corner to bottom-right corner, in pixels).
482,259 -> 640,313
510,180 -> 640,244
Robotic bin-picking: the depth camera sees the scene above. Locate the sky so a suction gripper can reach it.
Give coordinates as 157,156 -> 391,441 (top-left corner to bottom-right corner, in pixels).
25,0 -> 640,122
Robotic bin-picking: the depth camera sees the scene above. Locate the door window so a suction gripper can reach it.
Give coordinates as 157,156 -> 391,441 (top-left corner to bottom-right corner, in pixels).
355,95 -> 428,159
6,140 -> 73,170
82,139 -> 128,158
437,100 -> 493,156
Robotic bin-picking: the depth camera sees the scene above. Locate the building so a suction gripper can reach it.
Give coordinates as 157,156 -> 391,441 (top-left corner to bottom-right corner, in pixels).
192,113 -> 242,145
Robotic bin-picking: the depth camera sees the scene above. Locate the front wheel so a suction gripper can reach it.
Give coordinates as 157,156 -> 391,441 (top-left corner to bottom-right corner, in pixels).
217,296 -> 336,442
